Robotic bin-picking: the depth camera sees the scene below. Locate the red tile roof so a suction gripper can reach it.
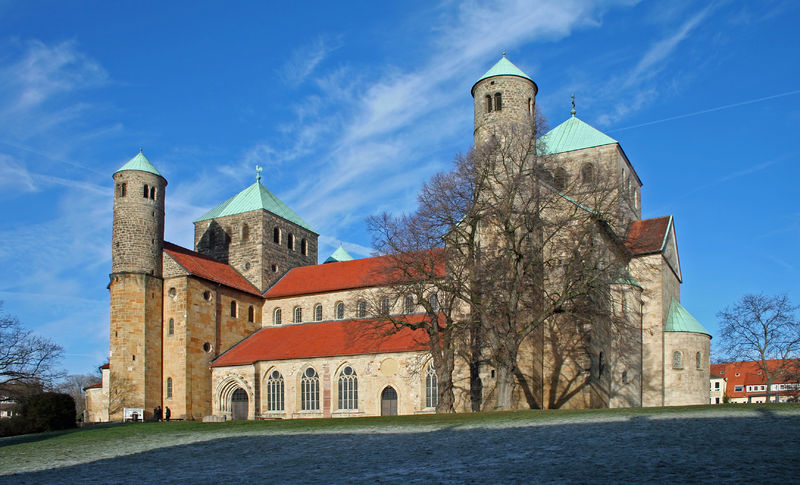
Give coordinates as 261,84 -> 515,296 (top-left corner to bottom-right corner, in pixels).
711,359 -> 800,399
83,382 -> 102,390
163,242 -> 261,296
99,363 -> 109,370
265,249 -> 445,298
211,315 -> 433,367
625,216 -> 670,256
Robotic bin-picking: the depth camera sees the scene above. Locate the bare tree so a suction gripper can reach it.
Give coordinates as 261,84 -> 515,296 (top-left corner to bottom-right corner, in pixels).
718,294 -> 800,402
0,302 -> 63,398
56,373 -> 100,418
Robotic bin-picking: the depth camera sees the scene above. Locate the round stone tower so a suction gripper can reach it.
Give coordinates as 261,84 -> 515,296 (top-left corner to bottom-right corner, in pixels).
111,150 -> 167,276
471,54 -> 538,145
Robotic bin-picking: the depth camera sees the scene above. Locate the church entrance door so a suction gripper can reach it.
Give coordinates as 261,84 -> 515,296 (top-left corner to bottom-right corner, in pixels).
380,386 -> 398,416
231,388 -> 248,420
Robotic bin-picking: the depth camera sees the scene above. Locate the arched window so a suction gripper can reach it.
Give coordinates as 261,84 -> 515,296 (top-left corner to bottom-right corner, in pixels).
696,352 -> 702,369
273,227 -> 281,244
287,233 -> 295,251
357,301 -> 367,318
230,301 -> 237,318
248,305 -> 254,323
381,298 -> 390,315
485,94 -> 493,113
150,187 -> 156,200
301,239 -> 308,256
673,351 -> 683,369
494,92 -> 502,111
301,367 -> 319,411
266,370 -> 284,412
168,318 -> 174,335
404,295 -> 414,314
166,377 -> 173,399
554,167 -> 568,191
117,183 -> 127,197
314,304 -> 323,322
143,184 -> 149,198
335,302 -> 344,320
338,366 -> 358,410
426,363 -> 437,408
273,308 -> 282,325
429,293 -> 439,312
294,306 -> 302,323
581,163 -> 594,184
242,224 -> 250,242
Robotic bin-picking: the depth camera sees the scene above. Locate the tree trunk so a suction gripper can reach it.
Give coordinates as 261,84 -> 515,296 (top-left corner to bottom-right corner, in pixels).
495,364 -> 515,410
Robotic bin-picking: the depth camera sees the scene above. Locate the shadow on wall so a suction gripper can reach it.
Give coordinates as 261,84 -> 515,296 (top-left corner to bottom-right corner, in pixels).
197,221 -> 230,264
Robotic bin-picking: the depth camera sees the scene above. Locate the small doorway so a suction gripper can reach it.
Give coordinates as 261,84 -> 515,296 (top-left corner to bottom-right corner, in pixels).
231,388 -> 248,420
381,386 -> 398,416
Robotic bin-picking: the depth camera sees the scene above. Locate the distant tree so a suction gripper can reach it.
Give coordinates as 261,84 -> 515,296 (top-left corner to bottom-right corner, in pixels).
18,392 -> 76,432
717,294 -> 800,402
0,303 -> 63,400
56,374 -> 99,419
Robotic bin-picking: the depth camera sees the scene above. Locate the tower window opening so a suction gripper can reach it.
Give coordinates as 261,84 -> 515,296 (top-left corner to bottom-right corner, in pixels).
528,97 -> 533,115
248,305 -> 254,323
143,184 -> 149,198
581,163 -> 595,184
301,238 -> 308,256
117,183 -> 127,197
273,227 -> 281,244
168,318 -> 174,335
150,187 -> 156,200
494,92 -> 502,111
271,264 -> 278,272
485,94 -> 493,113
230,300 -> 237,318
288,233 -> 295,251
242,224 -> 250,242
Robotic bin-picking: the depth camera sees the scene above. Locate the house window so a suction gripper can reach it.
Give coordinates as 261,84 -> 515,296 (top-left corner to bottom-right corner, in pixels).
357,301 -> 367,318
288,233 -> 295,251
166,377 -> 173,399
294,307 -> 302,323
338,366 -> 358,410
673,351 -> 683,369
314,304 -> 323,322
404,296 -> 414,314
301,238 -> 308,256
273,308 -> 282,325
168,318 -> 174,335
335,302 -> 344,320
696,352 -> 702,369
429,293 -> 439,312
426,363 -> 437,408
248,305 -> 254,323
734,385 -> 743,392
266,370 -> 284,412
301,368 -> 319,411
273,227 -> 281,244
230,301 -> 237,318
714,382 -> 720,389
485,94 -> 493,113
381,298 -> 390,315
494,92 -> 502,111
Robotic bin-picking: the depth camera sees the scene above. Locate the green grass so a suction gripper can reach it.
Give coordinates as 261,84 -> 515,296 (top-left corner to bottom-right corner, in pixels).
1,403 -> 798,475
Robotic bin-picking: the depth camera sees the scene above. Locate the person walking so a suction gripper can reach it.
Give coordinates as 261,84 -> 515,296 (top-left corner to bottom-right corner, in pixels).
165,406 -> 171,422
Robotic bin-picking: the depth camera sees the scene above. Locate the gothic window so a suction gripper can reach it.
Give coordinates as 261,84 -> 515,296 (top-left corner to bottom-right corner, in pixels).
494,92 -> 502,111
485,94 -> 493,113
314,304 -> 323,322
168,318 -> 174,335
143,184 -> 149,198
426,363 -> 437,408
696,352 -> 702,369
248,305 -> 254,323
357,301 -> 367,318
242,224 -> 250,242
273,227 -> 281,244
429,293 -> 439,312
381,298 -> 390,316
301,238 -> 308,256
301,367 -> 319,411
673,351 -> 683,369
230,301 -> 237,318
266,370 -> 284,412
581,163 -> 595,184
404,295 -> 414,314
150,187 -> 156,200
554,167 -> 568,191
335,302 -> 344,320
273,308 -> 282,325
338,366 -> 358,410
166,377 -> 173,399
294,306 -> 302,323
288,233 -> 295,251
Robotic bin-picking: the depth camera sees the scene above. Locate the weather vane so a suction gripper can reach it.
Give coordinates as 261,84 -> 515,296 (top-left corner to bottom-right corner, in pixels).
570,94 -> 576,116
256,165 -> 263,183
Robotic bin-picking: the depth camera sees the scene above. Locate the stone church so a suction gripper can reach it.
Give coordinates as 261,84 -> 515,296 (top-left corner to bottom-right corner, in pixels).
85,56 -> 710,422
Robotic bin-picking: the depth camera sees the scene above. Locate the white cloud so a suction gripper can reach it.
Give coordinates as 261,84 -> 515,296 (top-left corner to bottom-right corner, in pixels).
280,35 -> 343,86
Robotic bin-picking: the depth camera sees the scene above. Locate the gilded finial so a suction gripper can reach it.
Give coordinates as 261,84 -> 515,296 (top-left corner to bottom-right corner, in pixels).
502,51 -> 506,57
256,165 -> 263,183
570,94 -> 576,116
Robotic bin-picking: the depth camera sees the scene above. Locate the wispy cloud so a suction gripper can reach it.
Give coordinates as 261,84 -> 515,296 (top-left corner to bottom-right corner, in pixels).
280,35 -> 343,86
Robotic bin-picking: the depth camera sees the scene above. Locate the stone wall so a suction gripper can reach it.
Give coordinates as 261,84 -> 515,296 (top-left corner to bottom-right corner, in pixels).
663,331 -> 711,405
111,170 -> 166,276
473,74 -> 537,143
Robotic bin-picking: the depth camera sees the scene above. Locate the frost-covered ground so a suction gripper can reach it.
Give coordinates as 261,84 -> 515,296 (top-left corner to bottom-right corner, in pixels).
2,407 -> 799,483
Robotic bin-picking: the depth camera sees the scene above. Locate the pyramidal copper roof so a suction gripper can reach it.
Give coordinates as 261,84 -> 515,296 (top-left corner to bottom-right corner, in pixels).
194,181 -> 316,233
324,246 -> 354,263
665,298 -> 710,337
472,55 -> 535,95
540,116 -> 617,154
115,151 -> 164,178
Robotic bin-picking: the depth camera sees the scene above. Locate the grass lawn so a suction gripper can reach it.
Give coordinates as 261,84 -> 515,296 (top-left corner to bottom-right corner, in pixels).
2,403 -> 799,482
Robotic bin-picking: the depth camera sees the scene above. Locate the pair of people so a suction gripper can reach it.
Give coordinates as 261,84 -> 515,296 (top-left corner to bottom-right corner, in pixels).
153,406 -> 172,422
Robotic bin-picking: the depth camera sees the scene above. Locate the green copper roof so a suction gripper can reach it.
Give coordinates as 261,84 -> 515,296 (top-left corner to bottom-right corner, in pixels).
614,272 -> 642,289
195,181 -> 316,233
324,246 -> 354,263
665,299 -> 711,337
473,55 -> 533,93
540,116 -> 617,155
115,151 -> 163,177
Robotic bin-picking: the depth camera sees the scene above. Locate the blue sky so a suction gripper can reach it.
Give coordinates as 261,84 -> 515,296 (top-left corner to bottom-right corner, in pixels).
0,1 -> 798,374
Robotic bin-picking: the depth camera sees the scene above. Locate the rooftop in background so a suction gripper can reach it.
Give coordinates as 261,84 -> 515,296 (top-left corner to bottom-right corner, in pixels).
163,241 -> 262,296
114,151 -> 164,178
194,181 -> 316,233
540,116 -> 617,155
324,246 -> 354,263
211,315 -> 433,367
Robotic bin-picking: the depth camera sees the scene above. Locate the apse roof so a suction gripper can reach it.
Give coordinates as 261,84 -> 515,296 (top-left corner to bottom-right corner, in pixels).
115,151 -> 163,177
194,181 -> 316,233
540,115 -> 618,155
665,299 -> 711,337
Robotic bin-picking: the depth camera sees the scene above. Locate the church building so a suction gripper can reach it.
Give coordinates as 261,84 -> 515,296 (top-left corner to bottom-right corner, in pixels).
85,56 -> 710,422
